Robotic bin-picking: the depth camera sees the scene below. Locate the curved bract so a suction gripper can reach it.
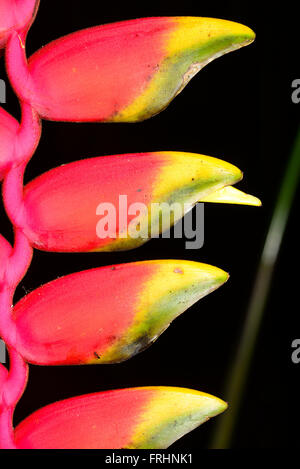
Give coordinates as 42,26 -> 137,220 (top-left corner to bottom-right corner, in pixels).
21,151 -> 260,252
0,0 -> 39,49
14,386 -> 227,449
7,16 -> 255,122
13,260 -> 228,365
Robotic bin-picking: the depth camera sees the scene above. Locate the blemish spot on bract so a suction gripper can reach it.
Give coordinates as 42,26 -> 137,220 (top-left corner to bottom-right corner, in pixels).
174,268 -> 184,274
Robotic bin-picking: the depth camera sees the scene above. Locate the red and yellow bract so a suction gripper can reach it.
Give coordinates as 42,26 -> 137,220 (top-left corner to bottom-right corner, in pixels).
14,386 -> 227,449
13,260 -> 228,365
7,16 -> 255,122
21,151 -> 260,252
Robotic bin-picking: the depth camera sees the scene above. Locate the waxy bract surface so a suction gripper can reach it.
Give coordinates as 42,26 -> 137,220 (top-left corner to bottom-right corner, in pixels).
22,151 -> 260,252
13,260 -> 228,365
8,17 -> 254,122
14,387 -> 227,449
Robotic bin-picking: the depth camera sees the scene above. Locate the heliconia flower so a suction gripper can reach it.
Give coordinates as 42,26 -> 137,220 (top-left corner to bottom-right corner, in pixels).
6,17 -> 255,122
21,151 -> 261,253
14,386 -> 227,449
13,260 -> 228,365
0,0 -> 39,49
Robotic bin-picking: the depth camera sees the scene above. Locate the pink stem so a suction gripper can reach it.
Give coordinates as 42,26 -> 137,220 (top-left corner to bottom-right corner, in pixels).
0,230 -> 31,448
1,23 -> 40,449
0,407 -> 16,449
0,279 -> 16,347
15,101 -> 41,166
0,229 -> 33,345
2,163 -> 27,229
5,30 -> 33,105
7,229 -> 33,289
0,348 -> 28,449
2,100 -> 41,227
3,347 -> 29,410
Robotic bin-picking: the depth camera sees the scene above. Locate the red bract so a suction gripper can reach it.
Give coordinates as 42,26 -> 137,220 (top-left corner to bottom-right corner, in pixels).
6,16 -> 254,122
13,260 -> 228,365
21,151 -> 259,252
14,387 -> 227,449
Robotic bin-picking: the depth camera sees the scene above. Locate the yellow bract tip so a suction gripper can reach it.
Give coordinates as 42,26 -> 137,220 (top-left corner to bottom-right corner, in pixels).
168,17 -> 255,56
200,185 -> 262,206
128,386 -> 227,448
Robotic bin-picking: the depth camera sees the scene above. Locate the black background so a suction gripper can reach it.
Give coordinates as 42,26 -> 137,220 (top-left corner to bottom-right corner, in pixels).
0,0 -> 298,449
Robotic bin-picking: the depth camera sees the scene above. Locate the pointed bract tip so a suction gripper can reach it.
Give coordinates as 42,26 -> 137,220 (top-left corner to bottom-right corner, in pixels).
128,386 -> 228,448
201,185 -> 262,206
